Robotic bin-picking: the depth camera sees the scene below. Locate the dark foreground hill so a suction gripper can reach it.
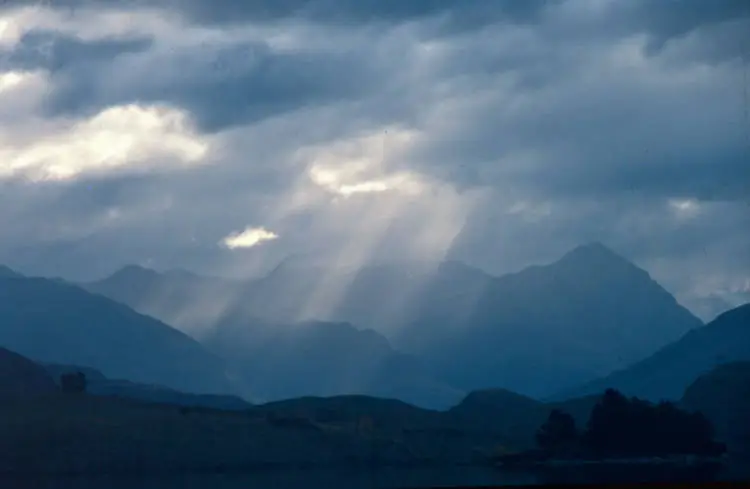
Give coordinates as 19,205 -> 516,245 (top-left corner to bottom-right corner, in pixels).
682,361 -> 750,456
558,303 -> 750,401
0,380 -> 742,476
44,364 -> 251,411
0,393 -> 530,474
0,269 -> 235,396
0,395 -> 381,474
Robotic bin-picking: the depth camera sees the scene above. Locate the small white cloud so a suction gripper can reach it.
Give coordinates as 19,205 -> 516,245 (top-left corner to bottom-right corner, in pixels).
221,226 -> 279,249
668,198 -> 701,219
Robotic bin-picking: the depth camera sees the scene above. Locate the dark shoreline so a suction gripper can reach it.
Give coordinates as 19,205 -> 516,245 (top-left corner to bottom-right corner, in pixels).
495,453 -> 728,470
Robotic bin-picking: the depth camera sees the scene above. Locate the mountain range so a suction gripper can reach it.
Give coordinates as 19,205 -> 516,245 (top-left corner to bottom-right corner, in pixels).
1,265 -> 459,407
85,242 -> 703,399
3,242 -> 737,408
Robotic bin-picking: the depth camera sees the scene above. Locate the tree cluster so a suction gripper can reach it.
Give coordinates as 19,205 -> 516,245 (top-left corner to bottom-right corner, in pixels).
536,389 -> 726,458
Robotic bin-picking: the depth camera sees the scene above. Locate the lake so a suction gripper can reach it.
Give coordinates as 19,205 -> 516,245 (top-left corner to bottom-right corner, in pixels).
1,467 -> 537,489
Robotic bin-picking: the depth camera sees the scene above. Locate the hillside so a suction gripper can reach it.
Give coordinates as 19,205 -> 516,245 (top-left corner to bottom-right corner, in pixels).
0,347 -> 58,399
558,303 -> 750,401
0,395 -> 384,474
444,389 -> 601,451
0,269 -> 236,396
247,389 -> 605,454
84,265 -> 240,338
681,361 -> 750,455
44,364 -> 251,411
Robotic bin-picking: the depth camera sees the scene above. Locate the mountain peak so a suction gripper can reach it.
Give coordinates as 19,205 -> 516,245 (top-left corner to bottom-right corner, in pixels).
564,241 -> 621,259
556,242 -> 638,271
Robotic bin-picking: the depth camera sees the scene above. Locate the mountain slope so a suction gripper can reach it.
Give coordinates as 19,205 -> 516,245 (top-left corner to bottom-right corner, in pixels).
0,346 -> 58,399
559,303 -> 750,401
681,361 -> 750,455
202,317 -> 464,409
84,265 -> 240,338
393,243 -> 702,397
0,268 -> 235,396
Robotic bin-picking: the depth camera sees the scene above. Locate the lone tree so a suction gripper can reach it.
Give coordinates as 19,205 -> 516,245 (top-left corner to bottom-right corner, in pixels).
536,409 -> 579,454
60,372 -> 87,394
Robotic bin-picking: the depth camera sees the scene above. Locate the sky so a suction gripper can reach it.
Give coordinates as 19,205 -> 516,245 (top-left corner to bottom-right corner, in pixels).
0,0 -> 748,320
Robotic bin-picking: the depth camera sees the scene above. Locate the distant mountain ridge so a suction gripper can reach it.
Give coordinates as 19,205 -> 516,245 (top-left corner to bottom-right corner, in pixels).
85,242 -> 702,400
0,267 -> 237,396
86,264 -> 241,338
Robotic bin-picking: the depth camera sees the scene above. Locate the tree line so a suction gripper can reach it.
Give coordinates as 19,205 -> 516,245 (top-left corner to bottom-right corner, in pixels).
536,389 -> 726,458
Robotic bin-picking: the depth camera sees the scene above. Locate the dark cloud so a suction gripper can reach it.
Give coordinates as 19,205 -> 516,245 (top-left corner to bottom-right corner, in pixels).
1,29 -> 153,73
0,0 -> 748,313
170,0 -> 563,36
402,33 -> 750,204
0,0 -> 560,30
6,0 -> 747,44
23,34 -> 389,132
633,0 -> 750,49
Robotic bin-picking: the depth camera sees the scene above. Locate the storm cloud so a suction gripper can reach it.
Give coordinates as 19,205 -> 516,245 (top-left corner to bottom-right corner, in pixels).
0,0 -> 748,319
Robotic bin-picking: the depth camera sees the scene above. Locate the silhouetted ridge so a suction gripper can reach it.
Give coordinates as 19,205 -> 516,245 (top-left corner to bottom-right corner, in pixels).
711,302 -> 750,327
0,346 -> 58,399
681,361 -> 750,453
